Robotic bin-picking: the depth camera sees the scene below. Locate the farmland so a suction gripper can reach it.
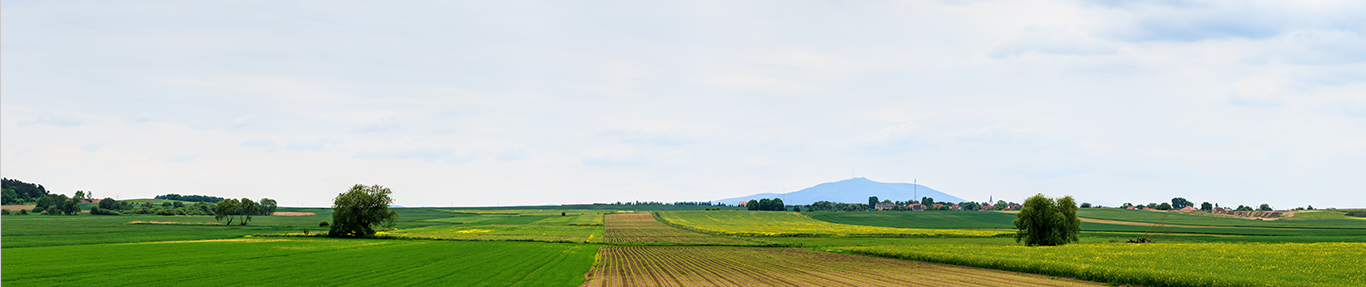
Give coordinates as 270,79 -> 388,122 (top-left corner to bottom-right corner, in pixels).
657,210 -> 1010,237
832,242 -> 1366,287
5,205 -> 1364,286
602,213 -> 750,244
3,238 -> 597,286
584,245 -> 1097,286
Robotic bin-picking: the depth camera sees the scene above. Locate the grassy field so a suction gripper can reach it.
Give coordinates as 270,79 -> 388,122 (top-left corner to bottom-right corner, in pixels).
832,242 -> 1366,287
812,211 -> 1019,229
2,238 -> 597,286
583,245 -> 1097,286
658,210 -> 1010,237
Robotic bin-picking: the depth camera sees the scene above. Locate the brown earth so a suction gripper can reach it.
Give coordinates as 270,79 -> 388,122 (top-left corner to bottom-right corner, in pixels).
604,213 -> 748,244
2,205 -> 37,211
271,212 -> 317,216
582,246 -> 1100,287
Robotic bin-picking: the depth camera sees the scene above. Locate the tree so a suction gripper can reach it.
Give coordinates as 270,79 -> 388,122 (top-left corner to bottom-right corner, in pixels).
771,198 -> 785,211
746,199 -> 759,211
259,198 -> 277,215
1258,203 -> 1272,211
238,198 -> 259,225
214,199 -> 241,225
1080,202 -> 1092,208
1157,202 -> 1172,210
1171,197 -> 1193,209
922,197 -> 935,206
994,200 -> 1007,210
329,184 -> 399,237
1012,194 -> 1081,246
1121,202 -> 1133,208
868,196 -> 879,206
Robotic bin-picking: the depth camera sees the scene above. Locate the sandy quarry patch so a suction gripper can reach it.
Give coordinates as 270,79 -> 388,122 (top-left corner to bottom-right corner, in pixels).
271,212 -> 316,216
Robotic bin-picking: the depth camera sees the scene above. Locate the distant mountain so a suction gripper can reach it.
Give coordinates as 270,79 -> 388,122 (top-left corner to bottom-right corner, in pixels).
714,177 -> 967,206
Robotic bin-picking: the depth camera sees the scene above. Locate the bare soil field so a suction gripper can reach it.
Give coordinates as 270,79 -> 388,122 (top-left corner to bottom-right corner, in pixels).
271,212 -> 317,216
582,246 -> 1099,287
2,205 -> 37,211
604,213 -> 748,244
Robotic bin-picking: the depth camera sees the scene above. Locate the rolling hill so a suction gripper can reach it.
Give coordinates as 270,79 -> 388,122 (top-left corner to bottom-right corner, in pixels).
714,177 -> 967,206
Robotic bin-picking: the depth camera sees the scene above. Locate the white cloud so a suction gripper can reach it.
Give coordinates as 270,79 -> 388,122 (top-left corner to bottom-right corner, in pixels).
20,112 -> 85,127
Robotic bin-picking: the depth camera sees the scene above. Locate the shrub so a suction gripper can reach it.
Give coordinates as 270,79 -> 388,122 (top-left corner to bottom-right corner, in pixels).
319,221 -> 330,227
90,206 -> 122,215
2,209 -> 9,215
19,209 -> 29,215
32,206 -> 45,213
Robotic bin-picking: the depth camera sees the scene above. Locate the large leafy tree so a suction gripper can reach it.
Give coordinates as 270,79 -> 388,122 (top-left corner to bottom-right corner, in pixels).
214,199 -> 241,225
1171,197 -> 1194,209
329,184 -> 399,237
238,198 -> 259,225
258,198 -> 278,215
1013,194 -> 1081,246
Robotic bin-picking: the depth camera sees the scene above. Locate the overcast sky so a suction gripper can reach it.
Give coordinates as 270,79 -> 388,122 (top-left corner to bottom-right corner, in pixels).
3,0 -> 1363,208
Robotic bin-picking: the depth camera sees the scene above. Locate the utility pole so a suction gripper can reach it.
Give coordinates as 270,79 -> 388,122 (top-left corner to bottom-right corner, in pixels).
913,178 -> 917,203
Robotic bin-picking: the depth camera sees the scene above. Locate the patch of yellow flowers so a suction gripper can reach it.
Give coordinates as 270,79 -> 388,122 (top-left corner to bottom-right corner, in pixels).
657,210 -> 1008,237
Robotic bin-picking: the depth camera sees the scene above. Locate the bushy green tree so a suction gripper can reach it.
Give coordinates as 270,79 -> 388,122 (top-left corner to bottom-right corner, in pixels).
1201,202 -> 1213,211
1171,197 -> 1193,209
259,198 -> 277,215
1013,194 -> 1081,246
746,199 -> 759,211
214,199 -> 241,225
1258,204 -> 1273,211
868,196 -> 878,206
1157,202 -> 1172,210
238,198 -> 259,225
329,184 -> 398,237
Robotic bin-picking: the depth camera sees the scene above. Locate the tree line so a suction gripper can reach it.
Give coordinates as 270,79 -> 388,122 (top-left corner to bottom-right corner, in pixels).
154,194 -> 226,203
1,178 -> 49,205
1108,197 -> 1284,211
744,198 -> 787,211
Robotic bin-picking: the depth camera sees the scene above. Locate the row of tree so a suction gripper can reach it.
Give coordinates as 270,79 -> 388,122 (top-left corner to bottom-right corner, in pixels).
1110,197 -> 1278,211
744,198 -> 787,211
154,194 -> 227,203
2,178 -> 49,205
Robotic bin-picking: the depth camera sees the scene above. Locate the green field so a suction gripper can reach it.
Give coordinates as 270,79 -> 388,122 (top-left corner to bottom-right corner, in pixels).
1076,208 -> 1366,229
657,210 -> 1009,237
832,242 -> 1366,287
5,205 -> 1363,286
2,238 -> 597,286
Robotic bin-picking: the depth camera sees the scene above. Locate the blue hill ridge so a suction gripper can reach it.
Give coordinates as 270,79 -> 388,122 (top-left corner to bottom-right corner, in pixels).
714,177 -> 966,206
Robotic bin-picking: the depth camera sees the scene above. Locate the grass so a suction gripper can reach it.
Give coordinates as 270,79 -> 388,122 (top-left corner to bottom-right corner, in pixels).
0,207 -> 464,248
382,224 -> 605,243
1,238 -> 597,286
832,242 -> 1366,287
657,210 -> 1009,237
1283,210 -> 1356,220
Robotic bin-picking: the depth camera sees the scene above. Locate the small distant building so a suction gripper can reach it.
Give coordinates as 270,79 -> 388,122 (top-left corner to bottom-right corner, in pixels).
1179,206 -> 1198,212
1006,203 -> 1022,210
738,201 -> 747,207
908,204 -> 925,211
874,202 -> 896,210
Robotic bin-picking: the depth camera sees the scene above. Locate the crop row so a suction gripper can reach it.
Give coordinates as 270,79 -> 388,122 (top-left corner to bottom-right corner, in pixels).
3,238 -> 598,286
832,242 -> 1366,287
603,213 -> 748,244
569,212 -> 605,226
657,210 -> 1010,237
583,246 -> 1092,286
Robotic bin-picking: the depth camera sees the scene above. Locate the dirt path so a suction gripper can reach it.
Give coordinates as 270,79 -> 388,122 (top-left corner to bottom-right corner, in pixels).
582,246 -> 1100,287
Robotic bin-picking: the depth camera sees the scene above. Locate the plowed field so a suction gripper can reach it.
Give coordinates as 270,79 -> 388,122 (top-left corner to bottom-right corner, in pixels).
583,246 -> 1098,286
604,213 -> 748,244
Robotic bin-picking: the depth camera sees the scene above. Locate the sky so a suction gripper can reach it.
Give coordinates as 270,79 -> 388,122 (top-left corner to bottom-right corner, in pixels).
3,0 -> 1364,208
